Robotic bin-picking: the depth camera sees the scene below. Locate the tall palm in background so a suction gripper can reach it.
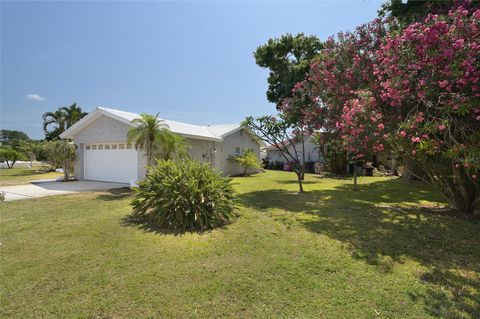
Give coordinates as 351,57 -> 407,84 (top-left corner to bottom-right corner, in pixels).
61,103 -> 87,128
43,109 -> 66,140
43,103 -> 87,140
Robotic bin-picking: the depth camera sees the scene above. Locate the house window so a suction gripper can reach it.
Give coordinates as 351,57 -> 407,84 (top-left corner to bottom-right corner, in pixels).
91,145 -> 97,150
126,143 -> 133,149
111,144 -> 118,150
104,144 -> 111,150
118,144 -> 125,150
98,144 -> 104,150
86,145 -> 91,150
235,147 -> 241,156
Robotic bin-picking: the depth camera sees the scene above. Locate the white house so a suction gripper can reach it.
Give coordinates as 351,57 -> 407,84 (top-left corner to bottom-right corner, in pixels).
60,107 -> 263,183
263,135 -> 324,165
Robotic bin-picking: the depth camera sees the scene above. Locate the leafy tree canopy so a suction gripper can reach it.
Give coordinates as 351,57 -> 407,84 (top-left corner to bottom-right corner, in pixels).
0,147 -> 27,168
379,0 -> 480,27
254,33 -> 323,108
0,130 -> 30,145
43,102 -> 87,140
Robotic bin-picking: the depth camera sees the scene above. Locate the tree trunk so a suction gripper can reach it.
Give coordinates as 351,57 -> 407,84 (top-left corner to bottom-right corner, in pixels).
6,160 -> 15,169
353,160 -> 358,191
301,134 -> 306,180
421,161 -> 479,214
403,156 -> 424,180
295,170 -> 304,194
63,161 -> 70,181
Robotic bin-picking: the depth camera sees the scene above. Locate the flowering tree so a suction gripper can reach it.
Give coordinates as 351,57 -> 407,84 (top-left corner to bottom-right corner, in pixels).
374,7 -> 480,213
290,5 -> 479,213
282,20 -> 389,187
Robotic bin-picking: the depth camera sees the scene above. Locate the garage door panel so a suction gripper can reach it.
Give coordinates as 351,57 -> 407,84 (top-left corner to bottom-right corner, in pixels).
84,144 -> 138,183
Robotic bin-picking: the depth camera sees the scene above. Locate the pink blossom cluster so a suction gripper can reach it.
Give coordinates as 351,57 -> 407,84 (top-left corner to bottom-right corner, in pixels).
283,5 -> 479,172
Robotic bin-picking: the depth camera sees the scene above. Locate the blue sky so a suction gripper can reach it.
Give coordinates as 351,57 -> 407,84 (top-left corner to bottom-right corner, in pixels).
1,1 -> 382,139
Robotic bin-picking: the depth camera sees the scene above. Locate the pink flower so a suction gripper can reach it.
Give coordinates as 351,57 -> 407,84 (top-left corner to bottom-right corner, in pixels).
438,80 -> 449,88
377,123 -> 385,130
400,131 -> 407,137
438,124 -> 446,131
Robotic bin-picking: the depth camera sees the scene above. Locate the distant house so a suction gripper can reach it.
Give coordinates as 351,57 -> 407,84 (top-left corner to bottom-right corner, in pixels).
60,107 -> 263,183
263,135 -> 324,165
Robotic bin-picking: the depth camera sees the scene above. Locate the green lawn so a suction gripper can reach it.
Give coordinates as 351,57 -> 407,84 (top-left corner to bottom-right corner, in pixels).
1,171 -> 478,318
0,166 -> 62,186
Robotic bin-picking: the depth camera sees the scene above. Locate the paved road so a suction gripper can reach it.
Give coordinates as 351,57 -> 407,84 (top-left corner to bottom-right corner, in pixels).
0,181 -> 129,201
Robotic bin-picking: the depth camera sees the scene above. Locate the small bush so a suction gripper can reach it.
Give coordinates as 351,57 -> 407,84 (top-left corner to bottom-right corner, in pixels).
131,160 -> 235,232
231,149 -> 261,176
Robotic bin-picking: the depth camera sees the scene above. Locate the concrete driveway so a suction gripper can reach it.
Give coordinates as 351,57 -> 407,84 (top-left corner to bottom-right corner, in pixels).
0,180 -> 129,201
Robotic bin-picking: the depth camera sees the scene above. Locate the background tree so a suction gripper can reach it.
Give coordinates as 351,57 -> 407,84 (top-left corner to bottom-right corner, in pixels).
242,116 -> 305,193
127,113 -> 170,166
43,109 -> 66,140
283,19 -> 389,188
61,102 -> 87,128
0,130 -> 30,145
379,0 -> 480,27
43,103 -> 87,140
254,33 -> 323,107
43,140 -> 75,181
255,33 -> 323,178
0,147 -> 27,168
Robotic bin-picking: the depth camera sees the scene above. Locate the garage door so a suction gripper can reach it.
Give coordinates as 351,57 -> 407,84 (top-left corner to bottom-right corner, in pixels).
84,143 -> 138,183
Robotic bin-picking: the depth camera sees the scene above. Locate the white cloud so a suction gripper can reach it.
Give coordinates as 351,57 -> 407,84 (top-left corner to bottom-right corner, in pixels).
26,94 -> 45,101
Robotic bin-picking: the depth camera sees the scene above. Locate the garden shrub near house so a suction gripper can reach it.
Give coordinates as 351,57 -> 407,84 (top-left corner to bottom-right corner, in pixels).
42,140 -> 76,181
231,149 -> 261,176
131,160 -> 235,232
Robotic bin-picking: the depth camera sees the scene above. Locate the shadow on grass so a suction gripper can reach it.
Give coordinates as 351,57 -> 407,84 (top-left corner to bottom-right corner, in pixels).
237,178 -> 480,318
275,180 -> 319,185
121,215 -> 189,236
95,188 -> 133,201
121,214 -> 229,236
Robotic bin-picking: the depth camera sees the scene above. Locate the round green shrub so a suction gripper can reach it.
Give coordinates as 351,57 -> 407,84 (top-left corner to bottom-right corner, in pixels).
131,160 -> 235,231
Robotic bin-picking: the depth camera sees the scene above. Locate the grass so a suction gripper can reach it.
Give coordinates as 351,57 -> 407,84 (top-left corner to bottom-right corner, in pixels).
1,170 -> 478,318
0,166 -> 62,186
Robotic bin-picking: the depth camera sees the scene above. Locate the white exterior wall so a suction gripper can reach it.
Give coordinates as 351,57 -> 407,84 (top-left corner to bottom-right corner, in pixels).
71,115 -> 261,180
219,129 -> 261,176
266,136 -> 322,163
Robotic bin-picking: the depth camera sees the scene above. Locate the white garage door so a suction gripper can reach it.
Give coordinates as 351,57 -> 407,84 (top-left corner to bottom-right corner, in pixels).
84,143 -> 138,183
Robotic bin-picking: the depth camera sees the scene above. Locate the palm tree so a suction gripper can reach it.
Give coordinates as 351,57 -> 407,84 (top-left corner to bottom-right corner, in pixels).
127,113 -> 170,166
158,130 -> 190,161
43,109 -> 66,135
43,103 -> 87,140
61,102 -> 87,128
